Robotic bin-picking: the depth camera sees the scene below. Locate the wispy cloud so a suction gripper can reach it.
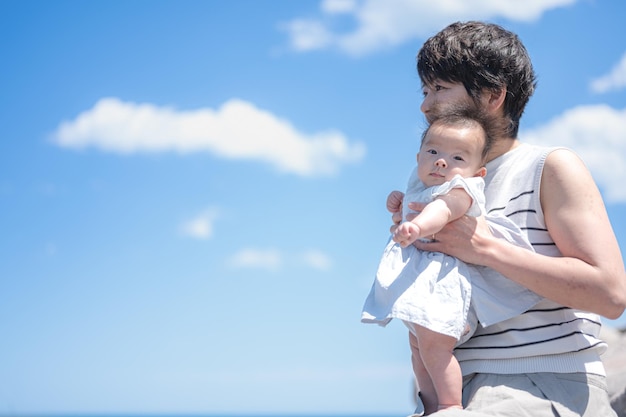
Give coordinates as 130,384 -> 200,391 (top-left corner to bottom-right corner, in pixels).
227,248 -> 283,271
45,242 -> 58,257
521,105 -> 626,203
227,248 -> 333,271
299,249 -> 333,271
180,207 -> 220,240
590,52 -> 626,94
51,98 -> 365,177
280,0 -> 576,56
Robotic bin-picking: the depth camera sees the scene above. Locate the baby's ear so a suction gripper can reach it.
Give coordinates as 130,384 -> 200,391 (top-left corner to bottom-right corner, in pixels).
475,167 -> 487,178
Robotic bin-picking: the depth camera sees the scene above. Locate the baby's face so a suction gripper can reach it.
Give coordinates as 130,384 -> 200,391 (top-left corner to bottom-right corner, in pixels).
417,123 -> 486,187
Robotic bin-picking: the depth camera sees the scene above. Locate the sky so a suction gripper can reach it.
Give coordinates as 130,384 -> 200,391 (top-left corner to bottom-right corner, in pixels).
1,0 -> 626,415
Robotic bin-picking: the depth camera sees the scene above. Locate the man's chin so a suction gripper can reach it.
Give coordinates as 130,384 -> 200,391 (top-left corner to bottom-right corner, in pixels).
427,102 -> 478,124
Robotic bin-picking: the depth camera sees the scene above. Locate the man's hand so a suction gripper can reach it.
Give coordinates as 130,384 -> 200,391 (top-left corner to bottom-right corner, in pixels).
408,201 -> 489,265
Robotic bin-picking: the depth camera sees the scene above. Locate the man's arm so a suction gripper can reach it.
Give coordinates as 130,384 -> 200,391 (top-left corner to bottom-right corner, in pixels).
410,149 -> 626,319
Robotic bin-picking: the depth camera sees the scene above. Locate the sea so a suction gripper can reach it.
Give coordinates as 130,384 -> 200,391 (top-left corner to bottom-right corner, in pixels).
1,414 -> 398,417
1,415 -> 398,417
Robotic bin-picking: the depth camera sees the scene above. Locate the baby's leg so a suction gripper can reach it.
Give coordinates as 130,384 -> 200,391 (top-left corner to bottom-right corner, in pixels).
413,325 -> 463,411
409,331 -> 437,415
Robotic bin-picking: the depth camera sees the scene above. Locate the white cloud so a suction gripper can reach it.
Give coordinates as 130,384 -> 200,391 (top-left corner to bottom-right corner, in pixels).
227,248 -> 283,271
51,97 -> 365,177
590,52 -> 626,94
281,0 -> 576,56
180,207 -> 219,240
521,105 -> 626,203
322,0 -> 358,14
299,249 -> 333,271
227,248 -> 333,271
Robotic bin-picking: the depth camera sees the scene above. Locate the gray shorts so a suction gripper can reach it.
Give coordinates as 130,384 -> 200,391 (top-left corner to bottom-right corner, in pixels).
430,372 -> 616,416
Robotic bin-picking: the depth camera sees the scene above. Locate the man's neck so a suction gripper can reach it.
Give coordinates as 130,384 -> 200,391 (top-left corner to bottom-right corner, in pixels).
486,137 -> 521,162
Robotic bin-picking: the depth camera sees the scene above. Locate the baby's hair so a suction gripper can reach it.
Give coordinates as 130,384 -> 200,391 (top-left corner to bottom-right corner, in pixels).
420,106 -> 502,162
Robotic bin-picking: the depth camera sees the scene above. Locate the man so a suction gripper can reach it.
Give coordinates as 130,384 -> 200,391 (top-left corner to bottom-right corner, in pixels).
391,21 -> 626,416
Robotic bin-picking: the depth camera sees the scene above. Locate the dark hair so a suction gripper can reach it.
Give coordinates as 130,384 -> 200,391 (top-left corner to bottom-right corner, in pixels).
420,105 -> 502,162
417,21 -> 537,138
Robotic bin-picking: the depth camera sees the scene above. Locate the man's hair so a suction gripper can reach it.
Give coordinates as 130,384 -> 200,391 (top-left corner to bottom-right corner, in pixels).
421,105 -> 502,162
417,21 -> 537,138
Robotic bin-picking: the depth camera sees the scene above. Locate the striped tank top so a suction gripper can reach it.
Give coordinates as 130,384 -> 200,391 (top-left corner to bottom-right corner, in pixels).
455,143 -> 607,376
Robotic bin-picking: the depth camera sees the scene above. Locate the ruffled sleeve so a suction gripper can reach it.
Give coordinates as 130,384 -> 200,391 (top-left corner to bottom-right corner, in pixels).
428,175 -> 486,217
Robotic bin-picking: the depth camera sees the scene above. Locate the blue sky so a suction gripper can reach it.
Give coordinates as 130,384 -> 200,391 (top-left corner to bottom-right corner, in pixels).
1,0 -> 626,415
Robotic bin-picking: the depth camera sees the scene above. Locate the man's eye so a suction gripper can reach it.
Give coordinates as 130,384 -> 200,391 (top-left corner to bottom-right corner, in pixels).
434,85 -> 444,91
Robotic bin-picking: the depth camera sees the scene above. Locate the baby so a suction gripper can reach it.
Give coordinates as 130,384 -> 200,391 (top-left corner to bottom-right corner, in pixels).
362,109 -> 542,415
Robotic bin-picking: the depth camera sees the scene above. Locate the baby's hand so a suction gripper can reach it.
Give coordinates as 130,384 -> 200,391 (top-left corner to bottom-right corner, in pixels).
387,191 -> 404,214
393,222 -> 421,247
387,190 -> 405,230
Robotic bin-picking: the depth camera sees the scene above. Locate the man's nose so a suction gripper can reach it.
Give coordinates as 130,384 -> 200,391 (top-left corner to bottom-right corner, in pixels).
421,94 -> 433,116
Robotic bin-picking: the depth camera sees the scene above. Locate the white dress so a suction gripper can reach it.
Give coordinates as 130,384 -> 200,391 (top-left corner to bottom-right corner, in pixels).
361,169 -> 543,341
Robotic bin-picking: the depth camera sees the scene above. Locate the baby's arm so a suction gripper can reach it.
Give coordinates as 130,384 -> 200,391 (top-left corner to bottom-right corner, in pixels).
393,188 -> 473,247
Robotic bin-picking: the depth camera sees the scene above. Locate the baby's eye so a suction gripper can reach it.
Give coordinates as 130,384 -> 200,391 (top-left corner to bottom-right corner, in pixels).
427,149 -> 438,155
454,156 -> 465,161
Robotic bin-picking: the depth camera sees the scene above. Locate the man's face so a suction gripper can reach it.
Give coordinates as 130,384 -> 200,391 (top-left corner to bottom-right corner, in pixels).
421,80 -> 475,124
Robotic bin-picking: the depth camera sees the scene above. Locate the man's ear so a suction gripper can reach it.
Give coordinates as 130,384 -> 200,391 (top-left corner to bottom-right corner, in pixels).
481,88 -> 506,113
